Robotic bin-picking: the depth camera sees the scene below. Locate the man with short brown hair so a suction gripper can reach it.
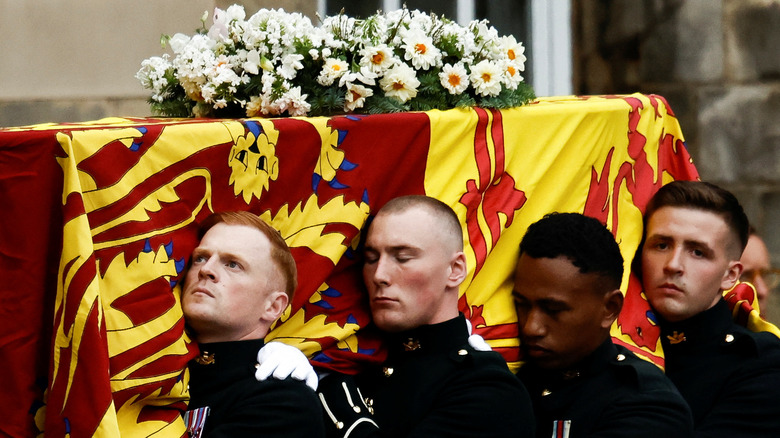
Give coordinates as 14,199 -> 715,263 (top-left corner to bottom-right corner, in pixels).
639,181 -> 780,437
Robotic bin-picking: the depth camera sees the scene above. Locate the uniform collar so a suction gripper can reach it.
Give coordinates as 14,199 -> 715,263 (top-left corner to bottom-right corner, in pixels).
192,338 -> 266,367
522,337 -> 616,384
659,299 -> 732,348
387,314 -> 468,356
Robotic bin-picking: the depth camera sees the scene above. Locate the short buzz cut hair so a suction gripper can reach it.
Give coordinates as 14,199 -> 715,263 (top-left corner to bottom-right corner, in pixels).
519,212 -> 624,292
643,181 -> 749,257
376,195 -> 464,251
198,211 -> 298,298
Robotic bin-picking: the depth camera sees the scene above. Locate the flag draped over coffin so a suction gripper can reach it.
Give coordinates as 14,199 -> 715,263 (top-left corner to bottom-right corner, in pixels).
1,94 -> 737,437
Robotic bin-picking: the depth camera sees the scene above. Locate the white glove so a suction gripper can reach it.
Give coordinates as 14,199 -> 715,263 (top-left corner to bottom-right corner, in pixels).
465,319 -> 492,352
255,341 -> 319,391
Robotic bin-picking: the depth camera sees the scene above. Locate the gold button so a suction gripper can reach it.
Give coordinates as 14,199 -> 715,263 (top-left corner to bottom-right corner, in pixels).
458,349 -> 468,356
725,334 -> 735,343
383,366 -> 394,377
616,354 -> 626,362
542,389 -> 552,396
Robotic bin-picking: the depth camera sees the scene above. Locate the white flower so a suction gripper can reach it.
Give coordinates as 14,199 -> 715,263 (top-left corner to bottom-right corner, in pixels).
243,49 -> 262,75
139,7 -> 531,117
338,65 -> 377,88
136,55 -> 172,101
439,63 -> 469,95
502,61 -> 523,90
402,32 -> 441,70
279,53 -> 304,80
359,44 -> 395,74
168,33 -> 191,54
469,60 -> 503,97
224,4 -> 246,22
501,36 -> 527,71
279,86 -> 311,116
344,83 -> 374,112
317,58 -> 348,86
380,63 -> 420,103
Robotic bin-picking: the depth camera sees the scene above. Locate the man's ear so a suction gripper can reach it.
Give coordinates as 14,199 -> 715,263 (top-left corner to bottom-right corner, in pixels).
601,289 -> 624,329
447,251 -> 468,288
721,260 -> 743,291
262,291 -> 289,323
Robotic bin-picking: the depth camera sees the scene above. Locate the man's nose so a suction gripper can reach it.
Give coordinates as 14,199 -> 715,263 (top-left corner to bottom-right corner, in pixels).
520,310 -> 546,338
663,248 -> 684,274
198,257 -> 218,281
371,257 -> 391,286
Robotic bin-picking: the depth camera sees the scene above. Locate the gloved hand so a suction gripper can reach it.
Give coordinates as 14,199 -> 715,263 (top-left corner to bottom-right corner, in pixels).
465,318 -> 492,352
255,341 -> 319,391
318,374 -> 378,438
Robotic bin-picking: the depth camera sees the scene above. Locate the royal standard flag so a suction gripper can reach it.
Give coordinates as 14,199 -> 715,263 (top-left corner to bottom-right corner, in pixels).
2,94 -> 747,437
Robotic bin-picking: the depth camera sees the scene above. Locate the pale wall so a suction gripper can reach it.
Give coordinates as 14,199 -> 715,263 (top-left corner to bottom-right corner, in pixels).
0,0 -> 316,126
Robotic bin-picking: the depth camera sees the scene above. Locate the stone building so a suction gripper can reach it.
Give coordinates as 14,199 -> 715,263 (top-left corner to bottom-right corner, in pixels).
2,0 -> 779,316
574,0 -> 780,318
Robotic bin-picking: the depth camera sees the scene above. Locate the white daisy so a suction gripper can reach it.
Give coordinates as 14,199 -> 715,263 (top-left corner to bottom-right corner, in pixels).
402,32 -> 441,70
317,58 -> 349,86
380,63 -> 420,103
469,60 -> 503,97
501,36 -> 527,71
344,83 -> 374,112
439,63 -> 469,95
502,62 -> 523,90
359,44 -> 396,74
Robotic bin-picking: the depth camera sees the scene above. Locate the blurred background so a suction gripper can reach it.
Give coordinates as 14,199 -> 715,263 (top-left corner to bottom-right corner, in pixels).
2,0 -> 779,319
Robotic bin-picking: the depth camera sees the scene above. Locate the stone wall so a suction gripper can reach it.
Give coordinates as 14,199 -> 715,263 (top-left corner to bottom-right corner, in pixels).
574,0 -> 780,319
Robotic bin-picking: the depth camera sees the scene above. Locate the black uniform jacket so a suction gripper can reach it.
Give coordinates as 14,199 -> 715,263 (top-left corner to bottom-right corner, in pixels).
343,315 -> 535,437
660,299 -> 780,437
187,339 -> 325,437
517,338 -> 693,438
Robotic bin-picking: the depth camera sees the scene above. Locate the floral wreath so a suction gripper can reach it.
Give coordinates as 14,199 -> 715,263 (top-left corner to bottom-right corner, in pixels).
137,5 -> 535,118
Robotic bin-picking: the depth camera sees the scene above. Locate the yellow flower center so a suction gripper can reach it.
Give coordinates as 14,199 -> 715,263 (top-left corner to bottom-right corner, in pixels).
508,49 -> 516,60
392,82 -> 406,91
350,90 -> 362,100
372,53 -> 385,65
333,64 -> 342,71
481,72 -> 492,82
448,74 -> 461,87
507,66 -> 516,76
415,43 -> 427,55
